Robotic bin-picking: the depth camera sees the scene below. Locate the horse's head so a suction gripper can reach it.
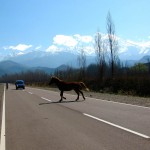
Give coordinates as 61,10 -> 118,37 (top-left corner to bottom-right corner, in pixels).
49,76 -> 54,85
49,76 -> 59,85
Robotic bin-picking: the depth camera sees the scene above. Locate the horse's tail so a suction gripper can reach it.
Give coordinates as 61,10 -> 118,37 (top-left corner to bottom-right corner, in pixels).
80,82 -> 89,91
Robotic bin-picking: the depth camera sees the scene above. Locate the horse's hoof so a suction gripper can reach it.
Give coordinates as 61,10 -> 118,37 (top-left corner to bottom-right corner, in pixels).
59,100 -> 62,103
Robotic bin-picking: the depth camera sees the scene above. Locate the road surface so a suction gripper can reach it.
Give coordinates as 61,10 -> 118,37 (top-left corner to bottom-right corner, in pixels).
2,84 -> 150,150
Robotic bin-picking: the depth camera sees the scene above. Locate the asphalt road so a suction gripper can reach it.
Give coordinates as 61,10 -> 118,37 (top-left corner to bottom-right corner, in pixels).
4,85 -> 150,150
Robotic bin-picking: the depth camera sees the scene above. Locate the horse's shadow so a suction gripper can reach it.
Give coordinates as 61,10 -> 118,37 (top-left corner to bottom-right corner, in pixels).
39,99 -> 85,105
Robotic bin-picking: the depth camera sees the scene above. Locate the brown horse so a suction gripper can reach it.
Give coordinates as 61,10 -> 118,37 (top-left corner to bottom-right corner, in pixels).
49,76 -> 89,102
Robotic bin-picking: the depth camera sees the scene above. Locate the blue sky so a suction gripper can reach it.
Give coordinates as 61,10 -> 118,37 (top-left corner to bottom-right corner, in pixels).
0,0 -> 150,57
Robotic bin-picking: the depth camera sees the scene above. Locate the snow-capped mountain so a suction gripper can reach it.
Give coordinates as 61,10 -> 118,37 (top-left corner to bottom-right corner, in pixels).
1,48 -> 150,68
119,38 -> 150,60
119,46 -> 150,61
8,51 -> 81,68
1,35 -> 150,68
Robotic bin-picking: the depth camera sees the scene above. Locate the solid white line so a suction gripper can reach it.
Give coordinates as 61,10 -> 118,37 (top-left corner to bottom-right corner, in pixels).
89,97 -> 150,110
41,97 -> 52,102
0,86 -> 6,150
83,113 -> 150,139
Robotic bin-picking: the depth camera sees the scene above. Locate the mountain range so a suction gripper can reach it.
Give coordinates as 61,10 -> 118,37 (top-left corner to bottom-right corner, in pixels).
0,49 -> 150,76
9,51 -> 80,68
0,50 -> 96,76
5,51 -> 96,68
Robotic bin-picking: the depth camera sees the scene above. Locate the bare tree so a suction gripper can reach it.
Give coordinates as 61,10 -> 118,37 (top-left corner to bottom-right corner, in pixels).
147,58 -> 150,74
106,11 -> 118,78
77,47 -> 86,80
95,31 -> 106,80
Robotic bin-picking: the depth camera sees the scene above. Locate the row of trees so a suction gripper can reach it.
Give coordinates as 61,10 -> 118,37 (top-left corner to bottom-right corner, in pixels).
0,70 -> 50,86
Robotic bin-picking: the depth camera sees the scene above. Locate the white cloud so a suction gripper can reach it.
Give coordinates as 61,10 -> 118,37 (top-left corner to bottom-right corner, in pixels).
35,45 -> 42,50
74,34 -> 93,43
53,35 -> 78,47
5,44 -> 32,51
46,34 -> 95,55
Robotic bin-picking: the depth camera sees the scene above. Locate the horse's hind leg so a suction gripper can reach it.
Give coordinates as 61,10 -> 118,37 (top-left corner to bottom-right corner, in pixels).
74,89 -> 79,101
79,90 -> 85,100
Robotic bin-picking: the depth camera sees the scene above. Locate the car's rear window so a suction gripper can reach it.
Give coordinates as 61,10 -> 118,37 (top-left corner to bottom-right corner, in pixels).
16,81 -> 24,84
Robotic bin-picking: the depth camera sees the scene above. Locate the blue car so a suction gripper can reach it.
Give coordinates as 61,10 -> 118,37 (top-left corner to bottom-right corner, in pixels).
15,80 -> 25,90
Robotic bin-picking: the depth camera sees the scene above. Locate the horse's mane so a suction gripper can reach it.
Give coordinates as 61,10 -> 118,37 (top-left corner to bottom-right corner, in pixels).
51,76 -> 62,82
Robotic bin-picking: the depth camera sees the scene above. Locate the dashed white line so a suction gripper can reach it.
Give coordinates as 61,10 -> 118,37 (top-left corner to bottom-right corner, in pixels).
83,113 -> 150,139
41,97 -> 52,102
27,90 -> 52,102
0,86 -> 6,150
28,92 -> 33,94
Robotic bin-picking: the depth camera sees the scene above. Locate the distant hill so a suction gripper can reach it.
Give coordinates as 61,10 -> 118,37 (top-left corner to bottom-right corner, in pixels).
0,60 -> 70,76
30,66 -> 55,74
122,55 -> 150,67
0,60 -> 28,76
139,55 -> 150,63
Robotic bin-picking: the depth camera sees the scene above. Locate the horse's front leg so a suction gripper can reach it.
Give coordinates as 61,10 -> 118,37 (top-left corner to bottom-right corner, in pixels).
59,91 -> 63,102
59,91 -> 66,102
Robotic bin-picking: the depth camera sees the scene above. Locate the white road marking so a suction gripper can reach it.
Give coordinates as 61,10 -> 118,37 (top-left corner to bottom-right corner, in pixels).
0,86 -> 6,150
28,92 -> 33,94
41,97 -> 52,102
89,97 -> 150,110
83,113 -> 150,139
